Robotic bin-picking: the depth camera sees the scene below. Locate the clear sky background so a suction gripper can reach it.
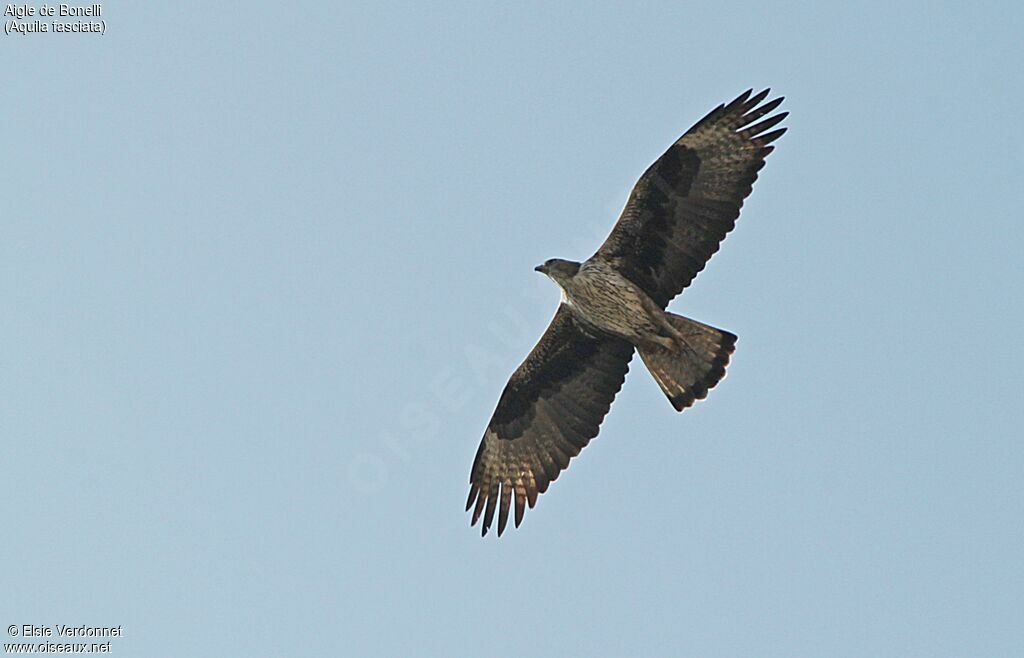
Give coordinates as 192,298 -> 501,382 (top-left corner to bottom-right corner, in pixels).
4,2 -> 1023,656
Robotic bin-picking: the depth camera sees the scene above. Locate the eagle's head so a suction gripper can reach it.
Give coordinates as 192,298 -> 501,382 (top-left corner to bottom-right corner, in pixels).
535,258 -> 581,287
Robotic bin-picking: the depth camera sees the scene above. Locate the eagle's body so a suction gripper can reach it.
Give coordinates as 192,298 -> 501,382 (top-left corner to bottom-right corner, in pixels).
466,90 -> 787,536
548,258 -> 666,346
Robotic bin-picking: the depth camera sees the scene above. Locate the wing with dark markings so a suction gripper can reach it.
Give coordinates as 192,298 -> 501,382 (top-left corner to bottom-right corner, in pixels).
593,89 -> 787,308
466,305 -> 634,536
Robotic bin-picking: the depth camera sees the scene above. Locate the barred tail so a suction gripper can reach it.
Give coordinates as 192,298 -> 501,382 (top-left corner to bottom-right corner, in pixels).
638,313 -> 736,412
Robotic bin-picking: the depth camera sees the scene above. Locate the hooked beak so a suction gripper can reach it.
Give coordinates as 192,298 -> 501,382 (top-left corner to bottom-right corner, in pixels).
534,263 -> 547,274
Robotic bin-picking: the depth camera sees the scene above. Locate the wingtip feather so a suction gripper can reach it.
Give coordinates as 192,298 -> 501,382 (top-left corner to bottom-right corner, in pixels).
497,484 -> 511,536
758,127 -> 787,145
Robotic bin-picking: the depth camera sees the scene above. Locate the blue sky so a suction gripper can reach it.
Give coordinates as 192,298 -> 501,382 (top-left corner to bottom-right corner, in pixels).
4,2 -> 1023,656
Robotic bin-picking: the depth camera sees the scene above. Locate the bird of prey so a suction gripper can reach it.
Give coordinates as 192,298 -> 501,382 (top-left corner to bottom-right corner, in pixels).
466,89 -> 787,536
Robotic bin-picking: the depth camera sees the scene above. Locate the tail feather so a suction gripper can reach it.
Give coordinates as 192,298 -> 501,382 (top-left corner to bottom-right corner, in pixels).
638,313 -> 736,412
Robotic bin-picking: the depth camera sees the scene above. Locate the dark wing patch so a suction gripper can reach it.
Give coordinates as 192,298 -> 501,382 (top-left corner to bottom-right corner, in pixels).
466,305 -> 633,536
594,89 -> 787,308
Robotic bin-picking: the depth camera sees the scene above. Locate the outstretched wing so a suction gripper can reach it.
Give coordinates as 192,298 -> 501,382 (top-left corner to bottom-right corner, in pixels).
594,89 -> 787,308
466,305 -> 634,536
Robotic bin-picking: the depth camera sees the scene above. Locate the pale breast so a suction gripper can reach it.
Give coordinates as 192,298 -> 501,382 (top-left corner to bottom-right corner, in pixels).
566,261 -> 659,340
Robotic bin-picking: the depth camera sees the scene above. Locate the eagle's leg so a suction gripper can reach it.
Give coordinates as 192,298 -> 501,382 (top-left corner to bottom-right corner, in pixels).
643,333 -> 677,351
649,311 -> 695,355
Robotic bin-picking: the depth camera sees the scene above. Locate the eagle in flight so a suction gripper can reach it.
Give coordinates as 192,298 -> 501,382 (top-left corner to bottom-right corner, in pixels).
466,89 -> 787,536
